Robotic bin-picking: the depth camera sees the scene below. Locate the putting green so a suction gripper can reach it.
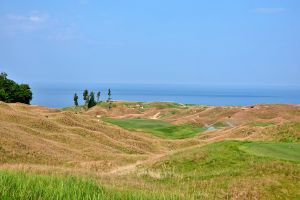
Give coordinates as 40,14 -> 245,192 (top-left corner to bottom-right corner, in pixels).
239,142 -> 300,162
103,118 -> 205,139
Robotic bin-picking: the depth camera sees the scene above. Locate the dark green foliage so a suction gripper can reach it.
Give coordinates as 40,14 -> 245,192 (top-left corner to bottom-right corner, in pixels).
107,88 -> 112,109
97,91 -> 101,102
83,89 -> 89,100
88,92 -> 97,108
78,88 -> 112,109
73,93 -> 78,106
107,89 -> 112,101
0,88 -> 6,100
0,72 -> 32,104
83,89 -> 89,105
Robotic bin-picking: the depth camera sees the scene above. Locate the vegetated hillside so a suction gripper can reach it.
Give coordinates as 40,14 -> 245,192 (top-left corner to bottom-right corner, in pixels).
1,101 -> 300,199
89,101 -> 300,141
132,140 -> 300,199
0,101 -> 200,174
86,101 -> 300,125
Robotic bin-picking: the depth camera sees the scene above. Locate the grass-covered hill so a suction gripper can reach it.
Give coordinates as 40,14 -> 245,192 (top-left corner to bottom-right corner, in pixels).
0,101 -> 299,199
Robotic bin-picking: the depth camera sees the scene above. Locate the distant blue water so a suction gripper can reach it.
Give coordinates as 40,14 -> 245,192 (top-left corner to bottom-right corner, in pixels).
30,83 -> 300,108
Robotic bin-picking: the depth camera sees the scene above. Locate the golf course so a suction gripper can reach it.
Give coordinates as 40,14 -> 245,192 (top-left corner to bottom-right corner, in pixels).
0,101 -> 299,199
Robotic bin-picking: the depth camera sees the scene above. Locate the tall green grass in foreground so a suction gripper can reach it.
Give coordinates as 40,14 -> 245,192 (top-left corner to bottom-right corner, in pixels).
0,171 -> 179,200
103,118 -> 205,139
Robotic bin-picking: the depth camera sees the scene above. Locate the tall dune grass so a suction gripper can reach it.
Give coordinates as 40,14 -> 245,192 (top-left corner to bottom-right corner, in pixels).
0,170 -> 179,200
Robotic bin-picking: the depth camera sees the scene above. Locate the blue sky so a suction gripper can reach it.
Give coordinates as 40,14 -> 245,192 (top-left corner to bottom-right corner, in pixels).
0,0 -> 299,86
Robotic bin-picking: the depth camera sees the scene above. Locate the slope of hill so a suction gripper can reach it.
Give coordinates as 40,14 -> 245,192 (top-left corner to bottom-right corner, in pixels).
0,101 -> 200,174
0,101 -> 300,199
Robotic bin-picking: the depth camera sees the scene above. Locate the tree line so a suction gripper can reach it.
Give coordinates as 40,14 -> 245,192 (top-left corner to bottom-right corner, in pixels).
0,72 -> 32,104
73,88 -> 112,109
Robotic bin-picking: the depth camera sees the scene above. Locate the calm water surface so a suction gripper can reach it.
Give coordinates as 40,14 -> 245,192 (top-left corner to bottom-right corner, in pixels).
31,83 -> 300,108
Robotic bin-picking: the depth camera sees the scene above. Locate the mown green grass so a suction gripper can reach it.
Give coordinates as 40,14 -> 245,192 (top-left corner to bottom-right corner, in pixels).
0,170 -> 179,200
239,142 -> 300,162
103,118 -> 205,139
138,141 -> 300,199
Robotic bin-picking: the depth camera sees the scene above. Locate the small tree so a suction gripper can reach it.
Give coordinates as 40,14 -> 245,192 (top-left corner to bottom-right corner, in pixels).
73,93 -> 78,107
83,89 -> 89,105
107,89 -> 112,102
88,91 -> 97,108
96,91 -> 101,103
107,88 -> 112,110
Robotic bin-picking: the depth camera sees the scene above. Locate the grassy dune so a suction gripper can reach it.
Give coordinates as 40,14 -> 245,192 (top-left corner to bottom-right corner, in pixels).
1,141 -> 299,199
0,171 -> 104,200
1,102 -> 300,199
0,171 -> 179,200
136,141 -> 300,199
103,118 -> 205,139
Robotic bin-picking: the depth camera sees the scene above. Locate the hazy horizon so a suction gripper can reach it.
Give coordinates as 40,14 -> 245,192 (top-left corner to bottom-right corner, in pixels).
29,82 -> 300,108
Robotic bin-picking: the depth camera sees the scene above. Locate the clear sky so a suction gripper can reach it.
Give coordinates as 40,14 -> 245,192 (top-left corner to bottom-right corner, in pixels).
0,0 -> 299,86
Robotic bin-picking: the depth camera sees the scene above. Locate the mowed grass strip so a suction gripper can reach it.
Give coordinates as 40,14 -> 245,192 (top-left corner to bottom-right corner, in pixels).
0,170 -> 180,200
239,142 -> 300,162
103,118 -> 205,139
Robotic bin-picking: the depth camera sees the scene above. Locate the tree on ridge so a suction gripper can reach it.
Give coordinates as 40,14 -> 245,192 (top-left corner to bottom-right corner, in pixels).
83,89 -> 89,106
107,88 -> 112,110
88,91 -> 97,108
96,91 -> 101,103
73,93 -> 78,107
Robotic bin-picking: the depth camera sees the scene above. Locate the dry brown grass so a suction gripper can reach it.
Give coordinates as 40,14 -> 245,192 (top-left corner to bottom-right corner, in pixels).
1,101 -> 212,176
1,101 -> 300,199
0,102 -> 173,174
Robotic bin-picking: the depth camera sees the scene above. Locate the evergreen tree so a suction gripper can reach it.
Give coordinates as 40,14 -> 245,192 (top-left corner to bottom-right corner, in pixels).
88,91 -> 97,108
96,91 -> 101,102
83,89 -> 89,105
107,89 -> 112,110
73,93 -> 79,106
107,89 -> 112,102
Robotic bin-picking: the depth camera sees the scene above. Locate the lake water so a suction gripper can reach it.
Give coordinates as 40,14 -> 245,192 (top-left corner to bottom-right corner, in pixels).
30,83 -> 300,108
